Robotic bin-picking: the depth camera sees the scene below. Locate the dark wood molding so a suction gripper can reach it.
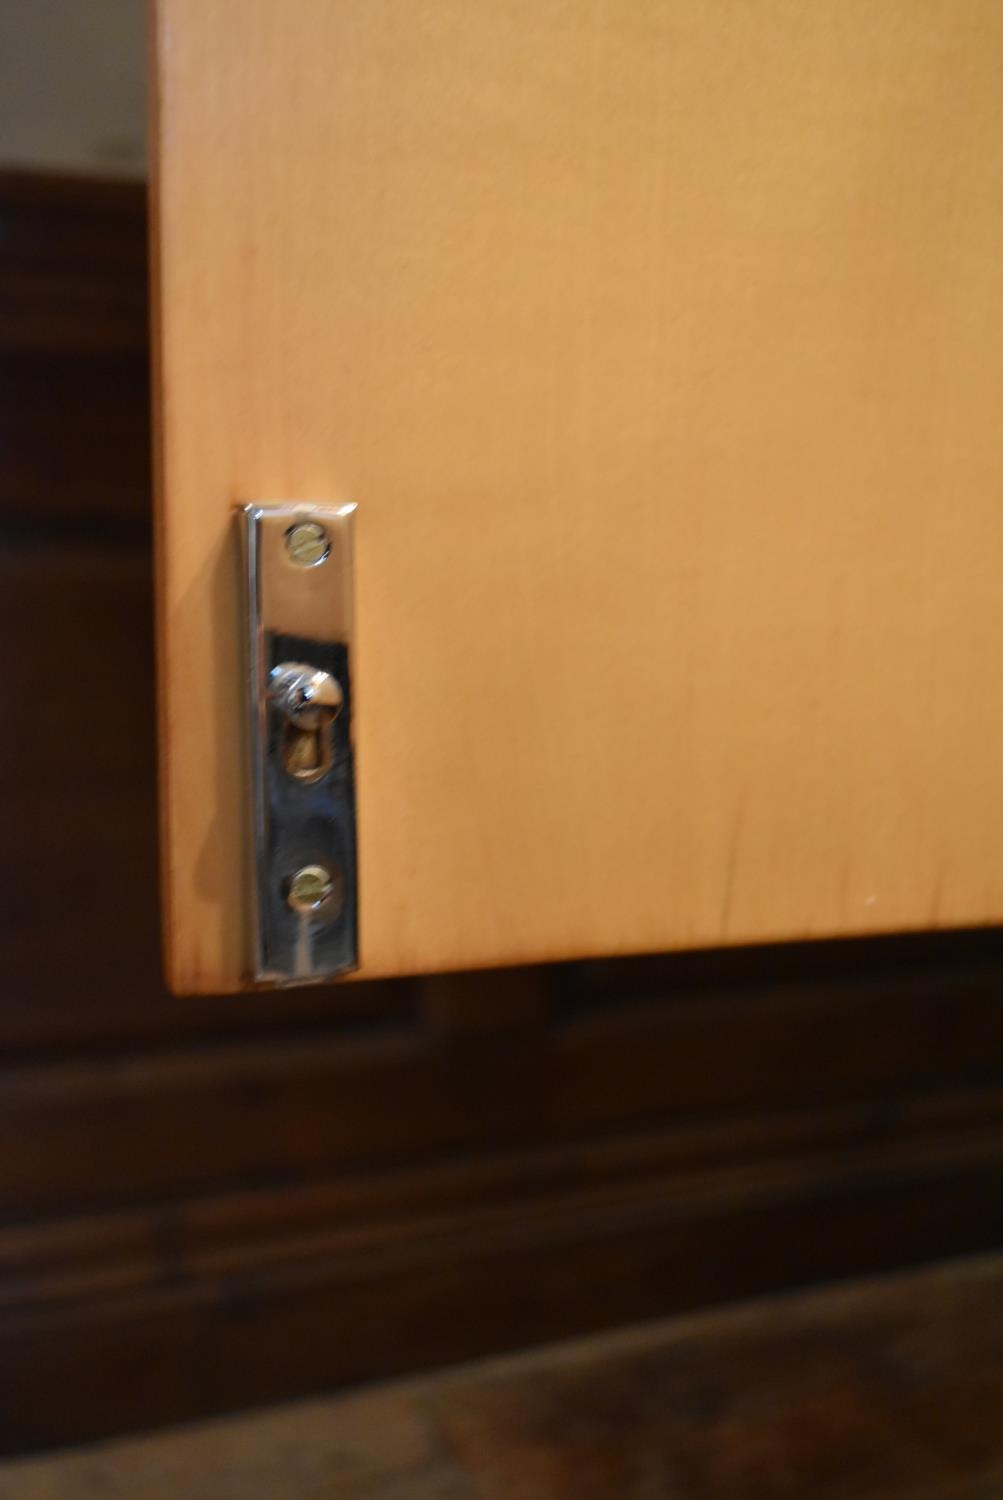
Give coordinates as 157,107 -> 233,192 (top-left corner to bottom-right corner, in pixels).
6,1088 -> 1003,1313
0,170 -> 147,357
3,959 -> 1003,1217
0,169 -> 150,530
4,1099 -> 1003,1455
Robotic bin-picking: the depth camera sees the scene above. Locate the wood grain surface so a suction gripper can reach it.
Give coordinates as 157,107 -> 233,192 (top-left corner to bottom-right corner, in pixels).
152,4 -> 1003,984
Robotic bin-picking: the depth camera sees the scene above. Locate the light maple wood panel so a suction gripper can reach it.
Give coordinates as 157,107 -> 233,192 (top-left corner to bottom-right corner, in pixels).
152,0 -> 1003,992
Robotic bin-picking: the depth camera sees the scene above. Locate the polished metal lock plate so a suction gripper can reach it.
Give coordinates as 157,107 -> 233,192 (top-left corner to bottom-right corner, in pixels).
241,503 -> 357,984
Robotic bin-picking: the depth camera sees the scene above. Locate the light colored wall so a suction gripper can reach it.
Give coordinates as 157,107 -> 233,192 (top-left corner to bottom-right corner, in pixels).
0,0 -> 145,177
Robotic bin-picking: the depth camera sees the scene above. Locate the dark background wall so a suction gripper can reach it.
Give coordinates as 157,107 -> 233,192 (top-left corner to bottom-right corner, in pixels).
1,170 -> 1003,1456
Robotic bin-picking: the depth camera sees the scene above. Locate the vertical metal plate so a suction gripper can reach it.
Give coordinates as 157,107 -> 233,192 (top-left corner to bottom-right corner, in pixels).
241,503 -> 357,984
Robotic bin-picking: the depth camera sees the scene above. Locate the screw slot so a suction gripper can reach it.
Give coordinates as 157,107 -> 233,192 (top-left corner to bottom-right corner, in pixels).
285,521 -> 330,568
285,863 -> 343,918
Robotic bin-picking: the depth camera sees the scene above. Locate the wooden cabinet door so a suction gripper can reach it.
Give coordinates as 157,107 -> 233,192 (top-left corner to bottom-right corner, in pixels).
152,0 -> 1003,993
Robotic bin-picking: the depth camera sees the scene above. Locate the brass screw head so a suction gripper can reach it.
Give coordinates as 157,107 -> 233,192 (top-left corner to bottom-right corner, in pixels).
285,863 -> 341,916
285,521 -> 330,567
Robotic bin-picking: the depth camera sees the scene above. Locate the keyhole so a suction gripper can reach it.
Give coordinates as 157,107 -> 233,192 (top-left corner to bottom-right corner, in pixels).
282,720 -> 333,781
269,663 -> 343,785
